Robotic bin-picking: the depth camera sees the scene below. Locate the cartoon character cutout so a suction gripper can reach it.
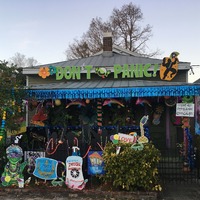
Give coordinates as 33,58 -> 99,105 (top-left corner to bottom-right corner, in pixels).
160,52 -> 179,81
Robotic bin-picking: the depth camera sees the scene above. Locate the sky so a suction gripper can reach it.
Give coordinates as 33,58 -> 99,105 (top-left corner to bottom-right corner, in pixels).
0,0 -> 200,82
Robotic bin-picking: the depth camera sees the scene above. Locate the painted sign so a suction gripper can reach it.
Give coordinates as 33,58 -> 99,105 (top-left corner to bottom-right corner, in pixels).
176,103 -> 194,117
38,63 -> 159,80
160,52 -> 179,81
33,157 -> 58,180
65,155 -> 87,190
118,133 -> 137,143
88,151 -> 105,175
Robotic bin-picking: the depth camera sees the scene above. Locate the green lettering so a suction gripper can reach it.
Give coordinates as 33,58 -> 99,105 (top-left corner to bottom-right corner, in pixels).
56,67 -> 63,80
64,66 -> 72,80
85,65 -> 93,79
122,64 -> 130,78
143,64 -> 151,77
71,66 -> 81,79
114,64 -> 122,78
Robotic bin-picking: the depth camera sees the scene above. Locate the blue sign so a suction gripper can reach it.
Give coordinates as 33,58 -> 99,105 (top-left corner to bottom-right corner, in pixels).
87,151 -> 105,175
33,158 -> 58,180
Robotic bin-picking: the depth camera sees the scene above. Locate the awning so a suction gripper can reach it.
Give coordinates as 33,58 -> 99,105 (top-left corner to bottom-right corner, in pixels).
27,80 -> 200,100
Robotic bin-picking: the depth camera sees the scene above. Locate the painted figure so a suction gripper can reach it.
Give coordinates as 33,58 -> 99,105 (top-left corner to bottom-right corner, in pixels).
1,144 -> 27,187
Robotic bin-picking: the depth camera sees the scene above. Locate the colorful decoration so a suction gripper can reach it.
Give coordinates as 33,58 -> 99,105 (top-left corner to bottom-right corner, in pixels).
1,144 -> 27,187
160,52 -> 179,81
66,100 -> 86,108
136,98 -> 152,107
182,96 -> 194,103
65,146 -> 88,190
88,151 -> 105,175
95,67 -> 111,78
152,104 -> 164,125
28,85 -> 200,100
182,117 -> 190,129
33,157 -> 59,180
138,115 -> 149,144
110,132 -> 137,144
103,99 -> 124,107
131,142 -> 144,151
38,67 -> 50,79
0,110 -> 6,143
97,99 -> 103,133
195,96 -> 200,134
165,97 -> 177,107
54,99 -> 61,106
24,151 -> 45,174
31,102 -> 48,126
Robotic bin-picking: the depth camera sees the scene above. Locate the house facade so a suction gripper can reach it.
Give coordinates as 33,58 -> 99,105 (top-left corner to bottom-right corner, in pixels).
22,34 -> 200,172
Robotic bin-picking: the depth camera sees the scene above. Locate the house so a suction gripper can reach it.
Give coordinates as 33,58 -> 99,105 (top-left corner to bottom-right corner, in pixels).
22,33 -> 200,166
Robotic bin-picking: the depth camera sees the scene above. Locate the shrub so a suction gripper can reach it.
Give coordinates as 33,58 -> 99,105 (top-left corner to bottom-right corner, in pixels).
100,141 -> 161,191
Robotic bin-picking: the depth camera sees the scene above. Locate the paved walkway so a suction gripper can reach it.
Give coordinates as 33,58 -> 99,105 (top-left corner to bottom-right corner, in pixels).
158,182 -> 200,200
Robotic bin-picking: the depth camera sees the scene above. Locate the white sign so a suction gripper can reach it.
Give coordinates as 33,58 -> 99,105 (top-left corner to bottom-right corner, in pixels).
118,133 -> 137,143
176,103 -> 194,117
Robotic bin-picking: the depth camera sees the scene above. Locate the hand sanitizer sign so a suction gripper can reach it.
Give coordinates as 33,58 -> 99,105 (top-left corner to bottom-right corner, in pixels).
65,147 -> 87,190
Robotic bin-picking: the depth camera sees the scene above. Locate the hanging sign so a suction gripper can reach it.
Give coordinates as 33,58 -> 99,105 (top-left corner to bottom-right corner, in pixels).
33,157 -> 58,180
176,103 -> 194,117
88,151 -> 105,175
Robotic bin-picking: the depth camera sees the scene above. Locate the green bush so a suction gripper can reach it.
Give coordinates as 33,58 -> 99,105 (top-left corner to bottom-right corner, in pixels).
100,141 -> 161,191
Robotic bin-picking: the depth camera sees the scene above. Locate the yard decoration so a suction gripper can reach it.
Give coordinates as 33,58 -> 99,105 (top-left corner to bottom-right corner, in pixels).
54,99 -> 61,106
138,115 -> 149,144
103,99 -> 125,107
31,102 -> 48,126
95,67 -> 111,78
46,129 -> 64,155
152,104 -> 164,125
160,51 -> 179,81
33,157 -> 65,185
0,110 -> 6,144
1,144 -> 27,187
131,142 -> 144,151
65,146 -> 88,190
135,98 -> 152,107
97,99 -> 103,133
87,151 -> 105,175
66,100 -> 86,108
164,96 -> 177,107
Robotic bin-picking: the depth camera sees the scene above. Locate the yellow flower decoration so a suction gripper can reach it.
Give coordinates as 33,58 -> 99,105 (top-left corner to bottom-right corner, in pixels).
5,176 -> 11,182
38,67 -> 50,79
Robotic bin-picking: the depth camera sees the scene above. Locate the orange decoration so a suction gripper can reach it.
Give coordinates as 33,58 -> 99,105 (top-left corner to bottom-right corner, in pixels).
38,67 -> 50,79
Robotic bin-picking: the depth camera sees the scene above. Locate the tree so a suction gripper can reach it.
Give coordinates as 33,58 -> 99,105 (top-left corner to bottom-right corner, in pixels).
65,2 -> 160,60
9,52 -> 38,68
0,60 -> 26,146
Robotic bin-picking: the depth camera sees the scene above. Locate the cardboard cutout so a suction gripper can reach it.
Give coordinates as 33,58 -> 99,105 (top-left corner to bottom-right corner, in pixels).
160,52 -> 179,81
33,157 -> 58,180
65,147 -> 87,190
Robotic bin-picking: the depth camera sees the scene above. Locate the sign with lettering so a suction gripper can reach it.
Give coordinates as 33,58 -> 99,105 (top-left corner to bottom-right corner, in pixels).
176,103 -> 194,117
38,64 -> 159,80
66,155 -> 87,190
33,157 -> 58,180
118,133 -> 137,143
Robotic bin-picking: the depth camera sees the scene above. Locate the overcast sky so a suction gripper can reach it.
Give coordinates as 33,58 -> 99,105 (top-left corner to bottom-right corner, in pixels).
0,0 -> 200,82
